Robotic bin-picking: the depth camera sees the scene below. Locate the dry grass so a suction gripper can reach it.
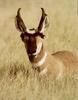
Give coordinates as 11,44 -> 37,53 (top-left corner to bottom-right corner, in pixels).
0,0 -> 78,100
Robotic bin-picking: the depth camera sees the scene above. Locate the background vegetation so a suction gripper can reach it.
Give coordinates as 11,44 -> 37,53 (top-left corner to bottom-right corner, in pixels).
0,0 -> 78,100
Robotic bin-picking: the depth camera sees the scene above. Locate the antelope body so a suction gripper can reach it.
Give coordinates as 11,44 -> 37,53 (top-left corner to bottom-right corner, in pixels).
15,8 -> 78,78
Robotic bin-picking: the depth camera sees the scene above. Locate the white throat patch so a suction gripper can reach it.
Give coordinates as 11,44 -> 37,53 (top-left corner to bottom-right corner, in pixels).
32,52 -> 47,68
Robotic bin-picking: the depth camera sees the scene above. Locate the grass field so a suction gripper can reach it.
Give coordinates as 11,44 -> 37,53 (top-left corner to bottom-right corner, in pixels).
0,0 -> 78,100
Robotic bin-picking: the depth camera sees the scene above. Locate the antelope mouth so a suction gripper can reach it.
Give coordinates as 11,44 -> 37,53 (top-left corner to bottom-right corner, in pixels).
27,49 -> 36,56
27,48 -> 37,57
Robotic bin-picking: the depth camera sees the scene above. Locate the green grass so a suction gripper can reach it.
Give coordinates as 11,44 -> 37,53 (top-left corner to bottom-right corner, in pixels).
0,0 -> 78,100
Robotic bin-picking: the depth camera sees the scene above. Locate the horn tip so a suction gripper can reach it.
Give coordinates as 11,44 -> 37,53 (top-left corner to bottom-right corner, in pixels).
17,8 -> 21,14
18,8 -> 21,11
41,8 -> 44,11
41,8 -> 47,16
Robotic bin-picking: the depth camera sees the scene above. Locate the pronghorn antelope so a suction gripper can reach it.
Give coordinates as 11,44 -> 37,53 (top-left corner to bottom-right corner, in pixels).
15,8 -> 78,78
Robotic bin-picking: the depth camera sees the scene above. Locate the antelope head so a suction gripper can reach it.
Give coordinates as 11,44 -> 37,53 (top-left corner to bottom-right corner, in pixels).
15,8 -> 48,56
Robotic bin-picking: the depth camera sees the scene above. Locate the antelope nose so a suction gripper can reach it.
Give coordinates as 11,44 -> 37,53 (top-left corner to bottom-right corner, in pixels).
27,49 -> 36,55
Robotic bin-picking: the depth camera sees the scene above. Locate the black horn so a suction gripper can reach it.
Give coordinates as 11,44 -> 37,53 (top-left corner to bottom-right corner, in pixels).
15,8 -> 26,33
37,8 -> 48,33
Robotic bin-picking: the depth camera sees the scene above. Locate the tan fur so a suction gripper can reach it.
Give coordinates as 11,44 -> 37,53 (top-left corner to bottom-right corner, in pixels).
34,36 -> 78,78
39,50 -> 78,77
15,8 -> 78,78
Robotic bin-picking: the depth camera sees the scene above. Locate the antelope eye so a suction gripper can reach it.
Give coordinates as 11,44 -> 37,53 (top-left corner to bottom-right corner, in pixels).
20,34 -> 29,41
39,34 -> 45,39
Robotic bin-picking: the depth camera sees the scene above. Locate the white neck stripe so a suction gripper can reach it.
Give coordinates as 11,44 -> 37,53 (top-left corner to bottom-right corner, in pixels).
32,52 -> 47,68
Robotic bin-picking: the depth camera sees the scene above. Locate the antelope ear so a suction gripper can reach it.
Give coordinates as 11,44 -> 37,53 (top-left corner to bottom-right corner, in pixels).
15,8 -> 26,33
44,16 -> 49,29
37,8 -> 49,33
